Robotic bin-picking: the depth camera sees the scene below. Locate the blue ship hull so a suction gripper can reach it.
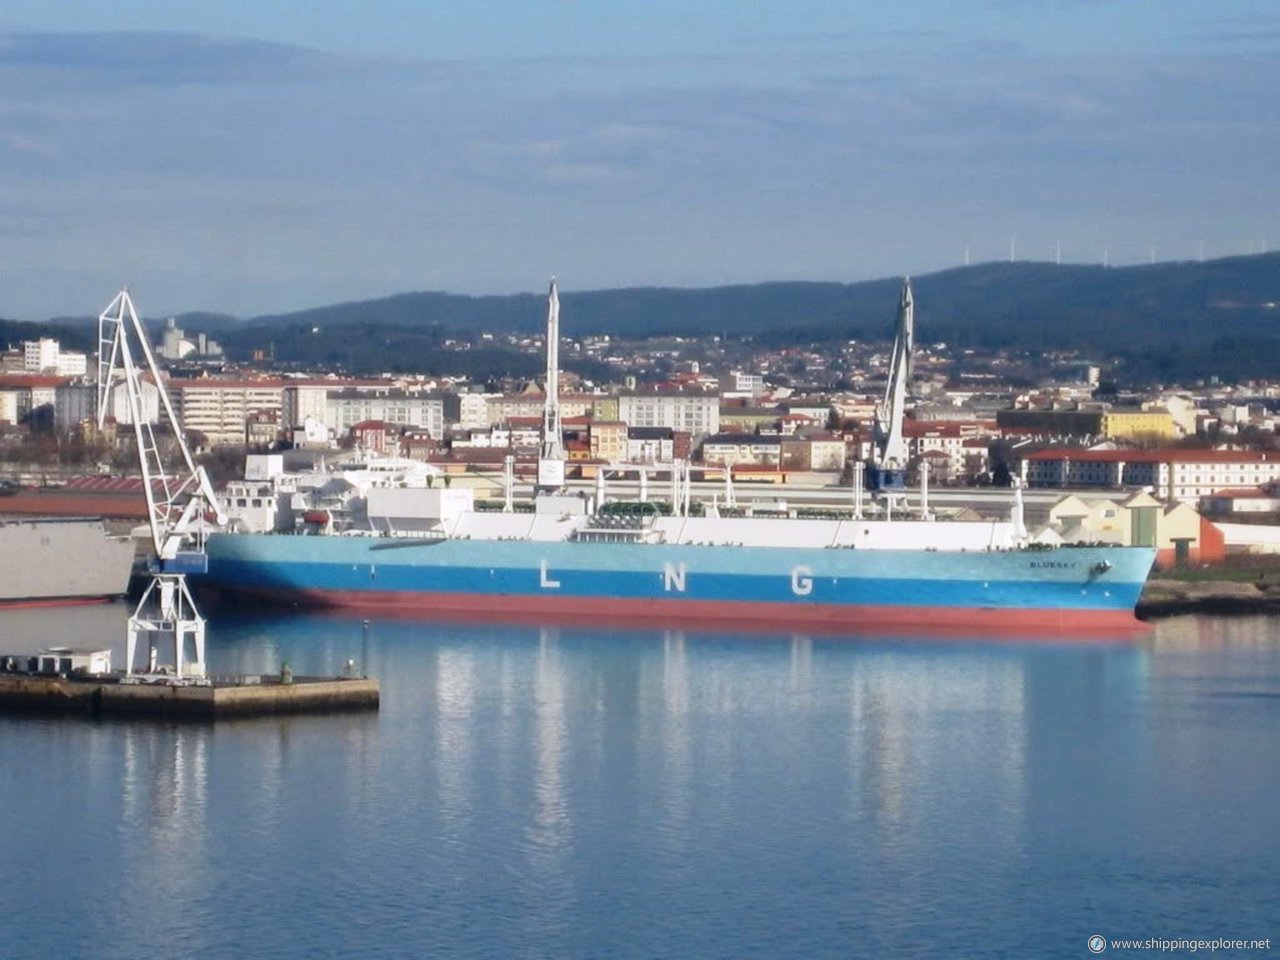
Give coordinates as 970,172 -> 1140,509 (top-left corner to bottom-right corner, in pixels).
200,533 -> 1156,633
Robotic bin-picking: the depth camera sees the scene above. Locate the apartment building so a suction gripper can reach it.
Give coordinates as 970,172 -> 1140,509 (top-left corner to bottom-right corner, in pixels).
0,375 -> 65,423
283,384 -> 331,429
1024,448 -> 1280,502
619,391 -> 719,438
326,390 -> 446,439
626,427 -> 675,464
588,421 -> 628,462
482,392 -> 601,428
23,338 -> 87,377
779,434 -> 847,472
459,392 -> 500,430
172,379 -> 285,446
700,433 -> 781,466
999,405 -> 1176,440
720,371 -> 765,397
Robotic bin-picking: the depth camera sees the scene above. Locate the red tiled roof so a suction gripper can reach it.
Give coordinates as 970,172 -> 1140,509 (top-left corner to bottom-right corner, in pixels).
1205,487 -> 1274,499
1027,449 -> 1276,464
169,379 -> 286,390
0,374 -> 70,388
0,490 -> 148,519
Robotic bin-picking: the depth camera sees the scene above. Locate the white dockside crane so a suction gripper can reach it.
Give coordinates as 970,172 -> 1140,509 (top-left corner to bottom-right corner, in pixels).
536,277 -> 567,492
869,277 -> 914,493
96,289 -> 227,680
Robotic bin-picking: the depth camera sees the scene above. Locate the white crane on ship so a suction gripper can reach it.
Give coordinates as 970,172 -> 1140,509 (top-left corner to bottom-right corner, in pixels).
537,277 -> 567,491
869,277 -> 914,492
96,289 -> 227,679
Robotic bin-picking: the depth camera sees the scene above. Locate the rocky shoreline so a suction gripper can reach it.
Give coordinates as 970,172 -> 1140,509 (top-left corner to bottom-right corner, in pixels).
1137,578 -> 1280,619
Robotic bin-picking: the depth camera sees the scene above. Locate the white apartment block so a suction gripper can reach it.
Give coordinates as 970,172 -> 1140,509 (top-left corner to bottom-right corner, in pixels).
1025,449 -> 1280,503
459,393 -> 500,430
481,393 -> 598,428
173,380 -> 284,446
0,377 -> 74,423
721,371 -> 765,396
618,392 -> 719,438
283,384 -> 331,428
0,390 -> 19,423
625,429 -> 675,464
808,437 -> 848,472
910,433 -> 966,478
22,338 -> 86,376
701,434 -> 781,466
487,394 -> 547,424
23,339 -> 58,373
326,391 -> 445,439
56,352 -> 87,376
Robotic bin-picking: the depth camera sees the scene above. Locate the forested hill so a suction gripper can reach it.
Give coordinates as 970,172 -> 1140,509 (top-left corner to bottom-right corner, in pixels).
233,253 -> 1280,347
11,253 -> 1280,380
0,318 -> 93,355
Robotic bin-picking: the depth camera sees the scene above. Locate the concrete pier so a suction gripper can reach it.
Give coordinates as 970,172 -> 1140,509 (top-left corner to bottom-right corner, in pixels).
0,673 -> 379,720
1138,578 -> 1280,619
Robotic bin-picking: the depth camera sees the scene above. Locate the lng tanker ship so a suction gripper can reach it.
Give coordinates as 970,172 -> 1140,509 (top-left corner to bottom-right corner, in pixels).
199,483 -> 1156,632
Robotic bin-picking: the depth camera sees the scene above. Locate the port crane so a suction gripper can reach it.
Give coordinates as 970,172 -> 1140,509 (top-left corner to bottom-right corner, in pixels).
869,277 -> 914,492
537,277 -> 566,491
96,290 -> 226,679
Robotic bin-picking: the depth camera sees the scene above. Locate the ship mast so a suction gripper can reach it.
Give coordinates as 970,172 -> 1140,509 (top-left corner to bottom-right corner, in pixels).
870,277 -> 913,491
537,277 -> 566,490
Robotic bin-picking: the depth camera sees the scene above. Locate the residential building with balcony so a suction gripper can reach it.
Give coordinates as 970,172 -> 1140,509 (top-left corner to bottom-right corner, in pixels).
326,390 -> 446,439
1023,448 -> 1280,502
619,391 -> 719,438
700,433 -> 782,467
171,379 -> 285,446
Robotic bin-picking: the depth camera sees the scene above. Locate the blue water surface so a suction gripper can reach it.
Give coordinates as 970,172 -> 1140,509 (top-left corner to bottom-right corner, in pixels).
0,607 -> 1276,960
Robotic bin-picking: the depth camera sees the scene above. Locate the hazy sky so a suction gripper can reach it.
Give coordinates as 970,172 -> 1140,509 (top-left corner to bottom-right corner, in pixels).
2,1 -> 1278,319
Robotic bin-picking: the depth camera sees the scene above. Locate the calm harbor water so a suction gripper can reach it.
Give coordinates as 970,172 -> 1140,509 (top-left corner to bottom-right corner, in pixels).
0,606 -> 1277,960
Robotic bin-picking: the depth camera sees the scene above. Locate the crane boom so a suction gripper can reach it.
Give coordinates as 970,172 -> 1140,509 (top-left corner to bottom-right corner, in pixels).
96,289 -> 225,679
97,290 -> 226,560
868,277 -> 914,492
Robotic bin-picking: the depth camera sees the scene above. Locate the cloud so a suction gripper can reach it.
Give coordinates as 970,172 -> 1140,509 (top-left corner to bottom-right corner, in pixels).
0,132 -> 56,156
1192,9 -> 1280,48
1196,26 -> 1280,47
0,30 -> 332,85
540,162 -> 633,185
0,29 -> 1277,316
591,123 -> 672,144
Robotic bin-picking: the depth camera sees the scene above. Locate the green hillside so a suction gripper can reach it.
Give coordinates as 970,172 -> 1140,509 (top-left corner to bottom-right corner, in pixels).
11,254 -> 1280,381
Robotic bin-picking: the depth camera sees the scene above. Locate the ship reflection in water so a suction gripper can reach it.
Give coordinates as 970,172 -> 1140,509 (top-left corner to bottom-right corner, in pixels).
207,611 -> 1153,951
1,605 -> 1276,959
